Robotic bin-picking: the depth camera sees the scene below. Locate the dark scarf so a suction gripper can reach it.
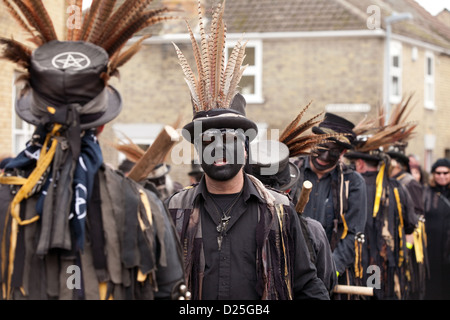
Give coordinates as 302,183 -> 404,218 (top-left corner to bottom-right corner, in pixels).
5,127 -> 102,253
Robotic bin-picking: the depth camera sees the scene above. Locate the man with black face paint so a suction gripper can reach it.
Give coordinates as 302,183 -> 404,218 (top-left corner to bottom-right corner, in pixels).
290,113 -> 367,298
166,94 -> 329,300
166,2 -> 329,300
196,128 -> 247,182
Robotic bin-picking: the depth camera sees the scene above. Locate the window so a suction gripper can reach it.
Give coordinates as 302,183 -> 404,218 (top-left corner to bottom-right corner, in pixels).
12,71 -> 34,155
389,41 -> 402,104
225,39 -> 263,104
424,51 -> 435,109
424,134 -> 436,172
112,123 -> 163,163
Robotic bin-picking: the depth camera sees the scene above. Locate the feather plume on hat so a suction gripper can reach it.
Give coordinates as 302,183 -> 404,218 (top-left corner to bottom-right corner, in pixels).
0,0 -> 178,82
173,0 -> 247,113
279,101 -> 349,157
352,94 -> 417,154
113,135 -> 145,164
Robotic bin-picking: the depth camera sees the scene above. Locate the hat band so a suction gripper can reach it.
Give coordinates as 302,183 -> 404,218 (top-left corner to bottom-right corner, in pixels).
319,127 -> 351,145
193,112 -> 248,123
147,164 -> 170,179
30,86 -> 108,120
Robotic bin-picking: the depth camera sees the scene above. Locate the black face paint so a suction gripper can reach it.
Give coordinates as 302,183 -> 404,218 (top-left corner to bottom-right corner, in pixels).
311,143 -> 343,171
196,129 -> 246,181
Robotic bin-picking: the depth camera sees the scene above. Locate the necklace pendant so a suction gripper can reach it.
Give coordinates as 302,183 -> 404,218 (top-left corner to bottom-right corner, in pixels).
217,235 -> 223,251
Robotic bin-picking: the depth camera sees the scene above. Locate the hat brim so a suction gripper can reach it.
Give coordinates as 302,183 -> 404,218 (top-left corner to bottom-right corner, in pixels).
147,164 -> 171,179
312,126 -> 354,149
344,151 -> 381,162
279,162 -> 300,192
16,85 -> 122,130
387,151 -> 410,172
183,113 -> 258,143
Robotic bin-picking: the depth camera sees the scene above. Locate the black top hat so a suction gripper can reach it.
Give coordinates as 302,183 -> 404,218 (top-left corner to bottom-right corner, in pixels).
182,93 -> 258,144
16,41 -> 122,130
344,150 -> 382,163
147,163 -> 171,179
249,140 -> 300,191
344,137 -> 382,162
387,150 -> 410,172
312,113 -> 356,149
118,159 -> 135,174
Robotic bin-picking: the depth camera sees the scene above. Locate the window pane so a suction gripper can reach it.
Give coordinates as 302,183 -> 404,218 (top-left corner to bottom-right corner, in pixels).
427,57 -> 432,76
228,46 -> 255,66
138,144 -> 149,151
392,55 -> 399,68
227,47 -> 233,58
425,82 -> 433,102
391,76 -> 399,95
239,75 -> 255,95
15,134 -> 26,154
243,47 -> 255,66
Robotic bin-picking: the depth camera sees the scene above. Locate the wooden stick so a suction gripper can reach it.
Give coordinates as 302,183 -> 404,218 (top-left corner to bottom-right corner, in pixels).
127,125 -> 180,182
295,180 -> 313,214
333,285 -> 374,296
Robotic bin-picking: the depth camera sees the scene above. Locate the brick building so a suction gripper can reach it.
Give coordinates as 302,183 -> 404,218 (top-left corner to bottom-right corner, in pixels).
1,0 -> 449,186
0,0 -> 66,158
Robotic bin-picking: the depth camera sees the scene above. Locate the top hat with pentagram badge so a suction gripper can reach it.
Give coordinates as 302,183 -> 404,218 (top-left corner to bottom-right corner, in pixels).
16,40 -> 122,130
0,1 -> 176,131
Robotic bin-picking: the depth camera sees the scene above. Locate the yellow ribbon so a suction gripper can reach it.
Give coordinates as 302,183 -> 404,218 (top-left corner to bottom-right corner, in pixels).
393,187 -> 404,267
373,163 -> 385,218
413,220 -> 426,264
1,124 -> 61,299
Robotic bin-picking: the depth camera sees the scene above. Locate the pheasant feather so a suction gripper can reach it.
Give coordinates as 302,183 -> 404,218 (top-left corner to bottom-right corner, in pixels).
1,0 -> 178,87
280,102 -> 348,157
175,0 -> 245,112
352,94 -> 417,154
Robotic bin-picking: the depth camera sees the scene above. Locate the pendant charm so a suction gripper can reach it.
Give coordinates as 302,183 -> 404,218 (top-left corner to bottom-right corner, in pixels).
216,216 -> 230,251
217,235 -> 223,251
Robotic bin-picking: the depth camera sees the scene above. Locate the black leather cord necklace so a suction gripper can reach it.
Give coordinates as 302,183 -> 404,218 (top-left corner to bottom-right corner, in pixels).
208,188 -> 244,251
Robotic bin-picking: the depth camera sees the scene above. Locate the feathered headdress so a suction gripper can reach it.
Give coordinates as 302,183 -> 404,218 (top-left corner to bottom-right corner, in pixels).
279,101 -> 349,157
175,0 -> 258,144
351,94 -> 417,155
173,0 -> 247,113
114,135 -> 146,164
0,0 -> 176,84
0,0 -> 178,130
344,95 -> 417,220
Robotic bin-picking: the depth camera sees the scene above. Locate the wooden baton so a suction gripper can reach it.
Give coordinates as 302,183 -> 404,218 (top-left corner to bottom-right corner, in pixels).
333,284 -> 374,296
295,180 -> 313,215
127,125 -> 180,182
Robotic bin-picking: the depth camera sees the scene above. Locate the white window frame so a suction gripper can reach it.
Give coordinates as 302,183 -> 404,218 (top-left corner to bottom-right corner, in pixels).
112,123 -> 163,163
225,39 -> 263,104
12,71 -> 34,155
424,51 -> 435,110
389,41 -> 402,105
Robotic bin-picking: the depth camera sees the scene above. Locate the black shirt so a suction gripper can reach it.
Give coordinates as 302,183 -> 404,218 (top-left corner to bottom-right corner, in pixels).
192,174 -> 329,300
200,177 -> 262,299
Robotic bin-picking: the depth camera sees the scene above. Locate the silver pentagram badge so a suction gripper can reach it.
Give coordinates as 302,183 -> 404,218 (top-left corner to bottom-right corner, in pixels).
51,52 -> 91,71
